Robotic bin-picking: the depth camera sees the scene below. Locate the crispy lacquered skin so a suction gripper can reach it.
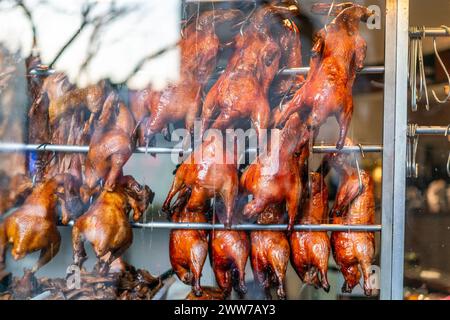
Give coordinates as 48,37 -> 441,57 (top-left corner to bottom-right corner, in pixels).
324,142 -> 375,296
269,18 -> 304,107
201,4 -> 301,143
250,204 -> 289,300
240,113 -> 308,233
0,175 -> 73,272
139,10 -> 244,145
275,4 -> 373,149
290,172 -> 330,292
72,176 -> 153,274
83,92 -> 136,197
170,205 -> 208,297
163,136 -> 238,229
210,228 -> 250,298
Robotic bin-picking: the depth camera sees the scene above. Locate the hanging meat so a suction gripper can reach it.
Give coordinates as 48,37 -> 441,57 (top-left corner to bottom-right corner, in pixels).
274,3 -> 374,149
240,113 -> 308,233
82,91 -> 136,199
290,171 -> 330,292
138,9 -> 244,146
210,200 -> 250,298
162,135 -> 238,229
0,174 -> 79,273
200,3 -> 301,145
72,175 -> 154,274
168,187 -> 209,297
323,139 -> 376,296
250,204 -> 289,300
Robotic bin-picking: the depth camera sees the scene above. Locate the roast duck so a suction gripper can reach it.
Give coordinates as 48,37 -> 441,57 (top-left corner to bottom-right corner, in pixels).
163,135 -> 238,229
72,176 -> 154,274
322,139 -> 376,296
82,91 -> 136,201
168,187 -> 209,297
209,199 -> 250,298
290,171 -> 331,292
201,3 -> 302,145
250,204 -> 290,300
0,174 -> 79,273
274,3 -> 374,150
240,113 -> 308,233
129,9 -> 244,146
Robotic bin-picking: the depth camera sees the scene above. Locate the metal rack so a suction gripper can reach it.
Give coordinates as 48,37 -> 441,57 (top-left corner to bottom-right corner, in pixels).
1,0 -> 435,301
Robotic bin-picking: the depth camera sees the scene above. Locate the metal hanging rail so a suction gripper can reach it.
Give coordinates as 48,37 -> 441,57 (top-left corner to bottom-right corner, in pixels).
61,220 -> 381,232
414,125 -> 450,136
131,222 -> 381,232
29,66 -> 385,77
0,142 -> 383,154
409,26 -> 450,38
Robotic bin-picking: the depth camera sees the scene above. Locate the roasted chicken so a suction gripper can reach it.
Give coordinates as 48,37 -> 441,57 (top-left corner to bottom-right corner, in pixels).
274,3 -> 373,149
323,139 -> 376,296
72,176 -> 154,274
250,204 -> 289,300
240,113 -> 308,233
162,135 -> 238,229
83,91 -> 136,198
169,188 -> 209,297
201,3 -> 301,144
290,171 -> 330,292
139,9 -> 244,145
0,174 -> 78,273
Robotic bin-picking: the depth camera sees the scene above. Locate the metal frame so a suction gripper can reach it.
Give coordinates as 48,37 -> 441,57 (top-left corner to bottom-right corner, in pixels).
381,0 -> 409,300
0,0 -> 416,300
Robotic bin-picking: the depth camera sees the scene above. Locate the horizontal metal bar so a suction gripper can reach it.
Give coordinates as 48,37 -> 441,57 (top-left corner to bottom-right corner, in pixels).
0,142 -> 383,154
415,125 -> 450,136
131,222 -> 382,232
63,220 -> 380,231
280,66 -> 385,76
29,66 -> 385,78
410,27 -> 450,38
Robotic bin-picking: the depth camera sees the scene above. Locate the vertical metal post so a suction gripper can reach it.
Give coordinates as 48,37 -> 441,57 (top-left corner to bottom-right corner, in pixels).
381,0 -> 409,300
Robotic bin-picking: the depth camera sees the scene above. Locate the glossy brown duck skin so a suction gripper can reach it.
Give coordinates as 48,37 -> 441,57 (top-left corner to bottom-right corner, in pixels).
72,176 -> 153,274
250,204 -> 289,300
200,3 -> 300,144
269,18 -> 304,108
210,227 -> 250,298
140,10 -> 244,145
240,113 -> 309,233
169,188 -> 209,297
163,136 -> 238,229
323,142 -> 375,296
0,174 -> 75,272
290,171 -> 330,292
274,4 -> 373,149
82,92 -> 136,198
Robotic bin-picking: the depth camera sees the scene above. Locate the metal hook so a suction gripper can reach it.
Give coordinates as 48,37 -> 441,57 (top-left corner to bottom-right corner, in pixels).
353,152 -> 364,194
447,152 -> 450,178
431,37 -> 450,104
239,3 -> 256,37
324,0 -> 335,34
444,124 -> 450,137
357,143 -> 366,159
407,124 -> 419,178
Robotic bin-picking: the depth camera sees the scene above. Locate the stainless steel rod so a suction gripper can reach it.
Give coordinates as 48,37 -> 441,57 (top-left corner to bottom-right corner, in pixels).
131,222 -> 382,231
61,220 -> 381,231
0,142 -> 383,154
410,27 -> 450,38
29,66 -> 385,78
415,125 -> 450,136
280,66 -> 385,76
